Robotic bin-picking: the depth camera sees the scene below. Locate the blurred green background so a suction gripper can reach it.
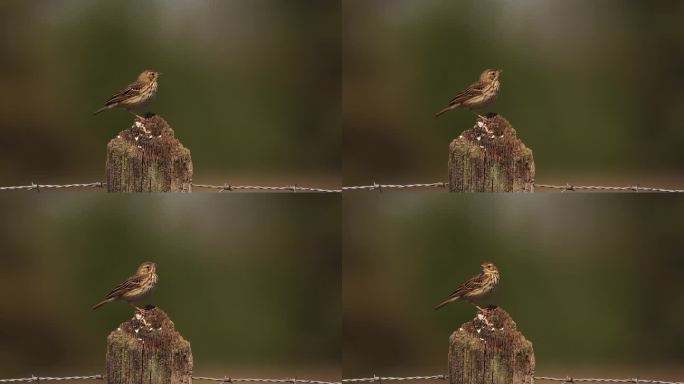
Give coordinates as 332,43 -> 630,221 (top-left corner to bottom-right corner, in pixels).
343,194 -> 684,380
0,0 -> 340,187
0,195 -> 340,379
343,0 -> 684,188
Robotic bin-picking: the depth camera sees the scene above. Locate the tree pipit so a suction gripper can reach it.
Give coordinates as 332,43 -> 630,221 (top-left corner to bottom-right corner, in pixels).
435,69 -> 502,120
434,262 -> 500,313
92,261 -> 158,312
93,70 -> 160,119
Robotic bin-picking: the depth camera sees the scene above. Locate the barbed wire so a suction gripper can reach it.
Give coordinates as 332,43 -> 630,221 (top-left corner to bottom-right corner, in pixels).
0,182 -> 106,191
341,182 -> 447,191
193,377 -> 339,384
0,375 -> 104,382
342,375 -> 447,382
533,377 -> 682,383
192,183 -> 342,193
0,376 -> 338,384
1,181 -> 683,193
2,374 -> 681,384
534,184 -> 684,193
340,375 -> 683,384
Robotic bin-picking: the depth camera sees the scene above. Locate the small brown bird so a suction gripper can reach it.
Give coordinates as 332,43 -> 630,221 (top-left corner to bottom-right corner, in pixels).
92,262 -> 158,311
93,70 -> 160,118
435,69 -> 502,119
434,262 -> 500,312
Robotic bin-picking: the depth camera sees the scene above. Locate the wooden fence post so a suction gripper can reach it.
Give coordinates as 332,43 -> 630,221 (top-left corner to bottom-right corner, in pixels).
106,115 -> 193,192
447,115 -> 535,192
448,307 -> 535,384
106,307 -> 193,384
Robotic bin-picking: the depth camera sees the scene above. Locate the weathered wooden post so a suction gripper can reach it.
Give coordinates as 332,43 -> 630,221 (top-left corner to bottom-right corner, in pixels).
448,307 -> 535,384
448,115 -> 535,192
106,307 -> 193,384
106,115 -> 193,192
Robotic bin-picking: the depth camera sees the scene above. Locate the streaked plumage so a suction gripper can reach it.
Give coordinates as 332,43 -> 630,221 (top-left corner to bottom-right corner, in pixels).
93,70 -> 160,117
92,262 -> 158,311
434,262 -> 499,311
435,69 -> 502,118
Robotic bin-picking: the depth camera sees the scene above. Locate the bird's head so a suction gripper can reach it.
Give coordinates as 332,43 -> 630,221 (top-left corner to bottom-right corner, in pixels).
480,262 -> 498,274
137,261 -> 157,274
480,69 -> 502,82
138,70 -> 160,83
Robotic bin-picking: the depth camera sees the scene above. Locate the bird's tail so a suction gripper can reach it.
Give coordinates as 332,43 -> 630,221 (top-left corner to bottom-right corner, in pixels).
92,298 -> 114,310
435,105 -> 456,117
433,296 -> 459,310
92,106 -> 110,115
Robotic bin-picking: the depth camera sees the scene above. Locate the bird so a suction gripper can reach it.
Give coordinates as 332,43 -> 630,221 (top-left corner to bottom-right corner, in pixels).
92,261 -> 158,311
93,70 -> 160,118
435,69 -> 502,119
434,262 -> 500,312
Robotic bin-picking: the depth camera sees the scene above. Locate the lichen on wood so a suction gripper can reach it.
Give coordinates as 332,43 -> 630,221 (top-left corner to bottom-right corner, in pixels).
106,306 -> 193,384
448,115 -> 535,192
448,307 -> 535,384
106,115 -> 193,192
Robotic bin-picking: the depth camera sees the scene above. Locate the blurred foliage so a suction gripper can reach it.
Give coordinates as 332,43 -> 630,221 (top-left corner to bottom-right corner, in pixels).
343,194 -> 684,376
343,0 -> 684,187
0,195 -> 340,377
0,0 -> 340,186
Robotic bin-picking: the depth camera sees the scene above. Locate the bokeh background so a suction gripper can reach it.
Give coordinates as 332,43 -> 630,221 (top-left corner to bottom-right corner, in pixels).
343,194 -> 684,380
0,195 -> 340,380
0,0 -> 340,188
343,0 -> 684,188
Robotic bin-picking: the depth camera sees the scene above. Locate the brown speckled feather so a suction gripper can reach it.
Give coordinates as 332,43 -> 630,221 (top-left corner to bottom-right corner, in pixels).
442,272 -> 485,301
104,81 -> 146,107
101,274 -> 147,300
446,80 -> 487,107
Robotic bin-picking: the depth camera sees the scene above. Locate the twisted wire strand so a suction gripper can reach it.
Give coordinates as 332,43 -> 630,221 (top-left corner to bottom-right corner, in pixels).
534,184 -> 684,193
339,375 -> 682,384
0,376 -> 337,384
0,181 -> 683,193
0,182 -> 105,191
192,377 -> 339,384
0,375 -> 681,384
0,375 -> 104,382
191,184 -> 342,193
534,377 -> 683,383
341,183 -> 447,191
342,375 -> 447,382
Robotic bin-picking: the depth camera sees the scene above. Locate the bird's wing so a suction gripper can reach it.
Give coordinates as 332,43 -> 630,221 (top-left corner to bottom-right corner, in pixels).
104,81 -> 145,106
447,80 -> 486,106
101,274 -> 146,300
444,272 -> 484,300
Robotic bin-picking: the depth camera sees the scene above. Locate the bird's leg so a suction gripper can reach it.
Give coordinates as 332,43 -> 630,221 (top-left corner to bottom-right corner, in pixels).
470,110 -> 491,133
470,110 -> 487,121
475,113 -> 496,136
127,109 -> 144,120
129,302 -> 149,326
128,302 -> 144,313
473,304 -> 492,326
